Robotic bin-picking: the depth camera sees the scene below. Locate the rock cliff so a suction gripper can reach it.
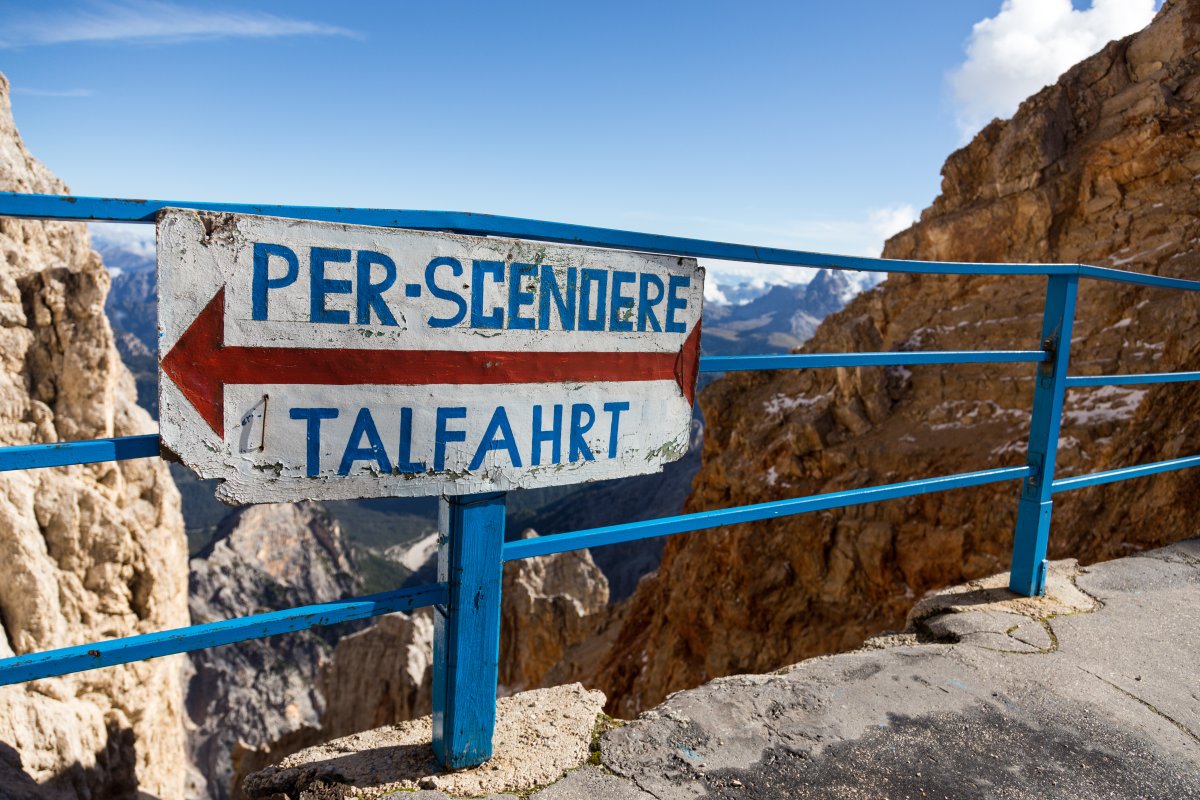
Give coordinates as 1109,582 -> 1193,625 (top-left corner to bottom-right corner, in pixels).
187,502 -> 359,800
499,532 -> 609,694
0,73 -> 190,796
586,0 -> 1200,717
229,543 -> 608,797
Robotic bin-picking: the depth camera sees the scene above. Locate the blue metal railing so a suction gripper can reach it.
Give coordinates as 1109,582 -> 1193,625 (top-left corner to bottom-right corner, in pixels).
0,192 -> 1197,768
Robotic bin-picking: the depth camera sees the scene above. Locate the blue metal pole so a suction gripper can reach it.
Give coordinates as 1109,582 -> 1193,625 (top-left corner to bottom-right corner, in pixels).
1009,274 -> 1078,596
432,492 -> 506,769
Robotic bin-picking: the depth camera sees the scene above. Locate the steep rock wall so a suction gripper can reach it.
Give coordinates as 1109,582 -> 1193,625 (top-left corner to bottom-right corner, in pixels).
0,74 -> 190,796
587,0 -> 1200,717
187,502 -> 359,800
229,543 -> 608,797
499,530 -> 609,694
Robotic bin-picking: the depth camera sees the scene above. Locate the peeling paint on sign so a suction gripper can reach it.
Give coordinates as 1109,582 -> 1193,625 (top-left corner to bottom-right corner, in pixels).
157,209 -> 704,504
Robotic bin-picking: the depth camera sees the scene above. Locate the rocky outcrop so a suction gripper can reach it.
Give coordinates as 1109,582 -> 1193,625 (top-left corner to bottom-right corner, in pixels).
0,73 -> 190,796
188,503 -> 359,800
227,607 -> 434,797
229,542 -> 608,797
241,684 -> 607,800
238,541 -> 1200,799
500,532 -> 609,694
585,0 -> 1200,718
316,608 -> 435,739
561,542 -> 1200,799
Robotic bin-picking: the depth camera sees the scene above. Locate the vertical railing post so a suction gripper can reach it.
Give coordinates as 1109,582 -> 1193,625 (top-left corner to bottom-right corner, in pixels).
1010,273 -> 1078,596
432,491 -> 506,768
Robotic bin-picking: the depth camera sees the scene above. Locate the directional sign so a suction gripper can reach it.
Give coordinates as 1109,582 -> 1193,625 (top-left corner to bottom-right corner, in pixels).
157,209 -> 703,503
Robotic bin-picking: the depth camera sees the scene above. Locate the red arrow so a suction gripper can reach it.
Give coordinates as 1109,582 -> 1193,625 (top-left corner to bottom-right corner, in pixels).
162,288 -> 702,437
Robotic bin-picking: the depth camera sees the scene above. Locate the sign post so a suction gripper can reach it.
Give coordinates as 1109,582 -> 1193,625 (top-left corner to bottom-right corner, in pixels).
156,208 -> 704,766
432,491 -> 506,768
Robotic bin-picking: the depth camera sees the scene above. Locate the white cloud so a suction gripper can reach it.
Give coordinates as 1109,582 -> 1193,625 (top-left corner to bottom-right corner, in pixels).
703,281 -> 730,305
866,204 -> 917,255
0,1 -> 356,48
89,222 -> 155,259
700,260 -> 818,292
950,0 -> 1157,140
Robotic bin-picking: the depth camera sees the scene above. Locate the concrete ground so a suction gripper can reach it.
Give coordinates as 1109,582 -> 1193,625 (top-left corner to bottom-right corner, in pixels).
562,538 -> 1200,800
247,538 -> 1200,799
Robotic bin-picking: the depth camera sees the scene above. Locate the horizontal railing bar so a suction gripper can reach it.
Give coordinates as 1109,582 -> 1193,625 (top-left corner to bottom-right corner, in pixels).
503,466 -> 1031,562
1065,371 -> 1200,387
6,193 -> 1200,289
1051,454 -> 1200,494
1078,265 -> 1200,293
0,434 -> 159,472
0,582 -> 447,686
0,192 -> 1103,280
700,350 -> 1047,373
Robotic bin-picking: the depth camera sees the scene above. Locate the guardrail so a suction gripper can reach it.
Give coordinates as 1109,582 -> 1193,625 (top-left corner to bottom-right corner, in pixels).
0,191 -> 1197,769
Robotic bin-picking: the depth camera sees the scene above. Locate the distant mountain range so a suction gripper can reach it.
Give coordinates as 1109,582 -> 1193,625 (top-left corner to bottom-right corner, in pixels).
702,268 -> 871,356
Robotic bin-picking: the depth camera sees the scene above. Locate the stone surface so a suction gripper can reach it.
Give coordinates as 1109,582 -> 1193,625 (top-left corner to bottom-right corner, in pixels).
584,0 -> 1200,717
242,684 -> 606,799
536,540 -> 1200,799
188,502 -> 360,800
531,766 -> 654,800
0,72 -> 190,797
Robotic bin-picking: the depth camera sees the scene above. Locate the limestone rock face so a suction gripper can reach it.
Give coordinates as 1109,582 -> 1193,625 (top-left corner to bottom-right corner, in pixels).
187,502 -> 359,800
586,0 -> 1200,718
227,608 -> 434,798
0,73 -> 190,796
316,608 -> 435,739
500,531 -> 610,694
229,542 -> 608,797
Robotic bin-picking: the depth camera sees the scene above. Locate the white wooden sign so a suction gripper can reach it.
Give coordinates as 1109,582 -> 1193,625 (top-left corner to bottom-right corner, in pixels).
157,209 -> 704,503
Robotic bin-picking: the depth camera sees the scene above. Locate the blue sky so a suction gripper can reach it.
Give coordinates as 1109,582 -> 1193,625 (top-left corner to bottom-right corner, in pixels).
0,1 -> 1161,291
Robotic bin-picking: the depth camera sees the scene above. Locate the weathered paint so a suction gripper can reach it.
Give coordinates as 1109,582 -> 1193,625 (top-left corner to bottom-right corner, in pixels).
700,350 -> 1047,372
1,189 -> 1198,732
432,493 -> 505,768
1051,453 -> 1200,493
157,209 -> 703,503
0,433 -> 159,471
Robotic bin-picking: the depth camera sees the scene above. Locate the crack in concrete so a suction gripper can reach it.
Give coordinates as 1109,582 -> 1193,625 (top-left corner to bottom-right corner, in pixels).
600,748 -> 668,800
1079,667 -> 1200,747
907,566 -> 1105,658
626,771 -> 667,800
